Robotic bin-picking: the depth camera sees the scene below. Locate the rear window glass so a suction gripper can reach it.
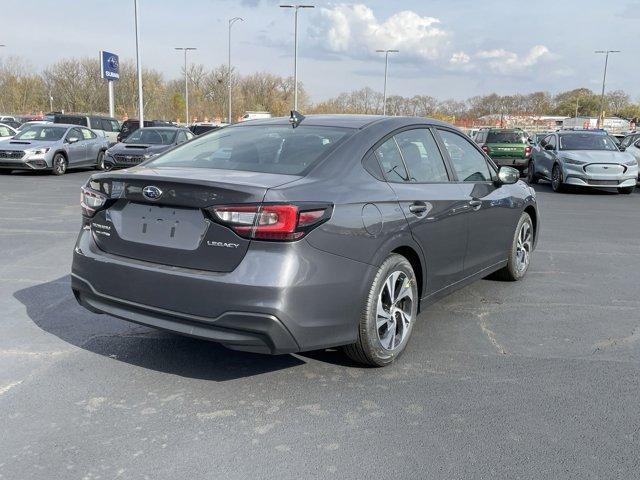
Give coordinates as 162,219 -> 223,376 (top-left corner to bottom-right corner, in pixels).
145,125 -> 350,175
486,131 -> 526,144
54,115 -> 88,127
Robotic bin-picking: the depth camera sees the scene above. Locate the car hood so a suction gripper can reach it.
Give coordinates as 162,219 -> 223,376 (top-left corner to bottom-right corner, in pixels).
0,139 -> 58,151
560,150 -> 633,164
109,143 -> 172,155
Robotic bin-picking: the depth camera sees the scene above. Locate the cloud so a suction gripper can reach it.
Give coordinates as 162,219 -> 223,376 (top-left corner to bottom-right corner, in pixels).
474,45 -> 553,74
449,51 -> 470,65
308,4 -> 450,61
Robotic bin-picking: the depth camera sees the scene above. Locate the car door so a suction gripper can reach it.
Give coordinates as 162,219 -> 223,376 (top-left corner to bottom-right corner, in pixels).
81,128 -> 100,165
538,134 -> 557,179
374,128 -> 469,294
65,127 -> 86,165
435,128 -> 519,276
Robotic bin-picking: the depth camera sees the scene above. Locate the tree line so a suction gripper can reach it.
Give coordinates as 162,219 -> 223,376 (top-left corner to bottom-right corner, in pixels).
1,55 -> 639,122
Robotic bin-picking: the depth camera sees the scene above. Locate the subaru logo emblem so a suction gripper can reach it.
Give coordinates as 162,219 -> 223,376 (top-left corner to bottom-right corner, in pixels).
107,55 -> 119,70
142,186 -> 162,201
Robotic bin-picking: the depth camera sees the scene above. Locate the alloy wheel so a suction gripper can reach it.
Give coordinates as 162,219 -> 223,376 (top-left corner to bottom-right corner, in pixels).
53,155 -> 67,175
552,165 -> 561,190
376,271 -> 414,351
515,220 -> 532,274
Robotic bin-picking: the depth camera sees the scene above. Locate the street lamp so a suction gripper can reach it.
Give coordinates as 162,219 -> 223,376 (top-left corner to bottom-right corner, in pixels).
376,49 -> 399,116
280,4 -> 314,110
175,47 -> 197,125
133,0 -> 144,127
228,17 -> 243,124
595,50 -> 620,128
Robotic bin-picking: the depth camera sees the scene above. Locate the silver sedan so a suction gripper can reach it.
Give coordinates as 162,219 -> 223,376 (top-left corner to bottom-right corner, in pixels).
0,124 -> 109,175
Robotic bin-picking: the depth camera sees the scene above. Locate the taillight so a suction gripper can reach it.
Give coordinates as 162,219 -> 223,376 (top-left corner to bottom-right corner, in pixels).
481,145 -> 491,154
525,146 -> 532,157
80,185 -> 107,217
208,204 -> 330,241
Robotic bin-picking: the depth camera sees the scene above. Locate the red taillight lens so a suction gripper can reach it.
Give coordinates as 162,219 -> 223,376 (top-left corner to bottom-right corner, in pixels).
209,204 -> 329,241
525,146 -> 532,156
481,145 -> 491,154
80,186 -> 107,217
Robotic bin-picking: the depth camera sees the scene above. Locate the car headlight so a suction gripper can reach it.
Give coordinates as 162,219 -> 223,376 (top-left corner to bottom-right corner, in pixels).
143,153 -> 158,160
625,159 -> 638,166
27,147 -> 50,156
564,158 -> 586,165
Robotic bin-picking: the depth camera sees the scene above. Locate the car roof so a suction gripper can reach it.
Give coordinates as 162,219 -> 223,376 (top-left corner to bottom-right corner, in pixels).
135,126 -> 182,131
228,114 -> 454,130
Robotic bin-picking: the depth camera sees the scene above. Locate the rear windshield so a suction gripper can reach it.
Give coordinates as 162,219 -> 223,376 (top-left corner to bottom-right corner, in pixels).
486,131 -> 526,144
125,128 -> 176,145
14,126 -> 66,141
559,134 -> 618,151
54,115 -> 87,127
145,125 -> 351,175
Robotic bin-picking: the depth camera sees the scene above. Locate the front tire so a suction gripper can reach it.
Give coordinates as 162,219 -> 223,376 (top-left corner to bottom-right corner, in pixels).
342,254 -> 418,367
551,164 -> 565,192
96,151 -> 106,170
526,160 -> 538,184
51,154 -> 67,175
493,212 -> 534,281
618,186 -> 635,194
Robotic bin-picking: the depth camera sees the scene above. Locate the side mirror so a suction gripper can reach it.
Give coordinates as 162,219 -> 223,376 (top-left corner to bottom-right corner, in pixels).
544,144 -> 555,151
67,136 -> 79,144
497,166 -> 519,185
619,146 -> 626,152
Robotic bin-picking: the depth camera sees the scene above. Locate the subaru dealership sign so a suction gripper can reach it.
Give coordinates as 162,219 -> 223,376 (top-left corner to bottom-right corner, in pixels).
100,51 -> 120,81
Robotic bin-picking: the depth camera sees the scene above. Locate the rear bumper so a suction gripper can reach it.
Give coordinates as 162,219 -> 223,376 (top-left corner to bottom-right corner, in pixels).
492,157 -> 529,169
71,227 -> 374,354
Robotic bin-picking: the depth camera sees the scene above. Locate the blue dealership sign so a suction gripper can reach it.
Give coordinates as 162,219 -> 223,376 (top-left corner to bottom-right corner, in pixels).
100,51 -> 120,81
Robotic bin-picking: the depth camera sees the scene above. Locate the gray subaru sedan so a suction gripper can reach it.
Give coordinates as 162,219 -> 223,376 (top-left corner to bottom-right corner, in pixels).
71,115 -> 538,366
0,124 -> 109,175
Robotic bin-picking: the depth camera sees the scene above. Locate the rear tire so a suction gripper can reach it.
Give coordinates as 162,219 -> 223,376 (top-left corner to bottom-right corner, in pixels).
526,160 -> 538,184
51,154 -> 67,175
618,186 -> 635,194
342,254 -> 418,367
96,151 -> 106,170
551,164 -> 565,192
493,212 -> 533,281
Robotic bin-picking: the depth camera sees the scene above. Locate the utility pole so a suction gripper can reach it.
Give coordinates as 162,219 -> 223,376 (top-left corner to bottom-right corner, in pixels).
595,50 -> 620,128
175,47 -> 197,125
133,0 -> 144,127
376,49 -> 399,115
280,4 -> 315,110
228,17 -> 243,124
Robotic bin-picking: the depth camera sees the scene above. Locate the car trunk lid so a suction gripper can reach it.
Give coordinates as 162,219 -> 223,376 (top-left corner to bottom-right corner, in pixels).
89,167 -> 301,272
487,142 -> 527,158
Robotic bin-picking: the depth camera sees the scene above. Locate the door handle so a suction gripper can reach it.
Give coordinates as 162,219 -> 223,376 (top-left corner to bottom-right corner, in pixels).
469,200 -> 482,211
408,202 -> 428,215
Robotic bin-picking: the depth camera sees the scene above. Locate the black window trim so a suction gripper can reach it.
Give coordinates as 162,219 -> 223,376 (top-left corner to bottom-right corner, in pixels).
363,124 -> 456,184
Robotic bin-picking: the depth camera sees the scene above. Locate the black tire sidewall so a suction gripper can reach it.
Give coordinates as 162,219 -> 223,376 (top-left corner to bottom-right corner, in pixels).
527,160 -> 537,184
506,213 -> 533,281
360,255 -> 418,366
552,164 -> 563,192
97,151 -> 105,170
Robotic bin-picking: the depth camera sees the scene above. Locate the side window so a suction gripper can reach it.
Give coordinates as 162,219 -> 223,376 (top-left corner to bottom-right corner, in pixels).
0,126 -> 11,137
81,128 -> 96,140
394,129 -> 449,182
547,135 -> 557,150
177,131 -> 188,143
476,131 -> 485,144
437,129 -> 492,182
68,127 -> 83,141
99,119 -> 112,132
110,120 -> 120,132
185,131 -> 195,140
539,136 -> 549,148
375,137 -> 408,182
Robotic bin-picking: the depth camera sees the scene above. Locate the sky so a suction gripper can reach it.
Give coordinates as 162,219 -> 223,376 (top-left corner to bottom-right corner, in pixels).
2,0 -> 639,103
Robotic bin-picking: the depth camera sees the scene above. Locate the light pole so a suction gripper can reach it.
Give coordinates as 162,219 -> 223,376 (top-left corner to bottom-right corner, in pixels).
376,49 -> 398,115
280,4 -> 314,111
595,50 -> 620,128
175,47 -> 197,125
49,92 -> 53,112
228,17 -> 243,124
133,0 -> 144,127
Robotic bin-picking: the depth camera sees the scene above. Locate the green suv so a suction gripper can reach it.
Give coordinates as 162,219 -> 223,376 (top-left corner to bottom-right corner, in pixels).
474,128 -> 532,173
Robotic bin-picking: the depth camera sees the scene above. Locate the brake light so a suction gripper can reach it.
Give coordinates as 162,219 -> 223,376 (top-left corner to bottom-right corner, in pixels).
525,146 -> 532,157
209,204 -> 330,241
481,145 -> 491,154
80,185 -> 107,217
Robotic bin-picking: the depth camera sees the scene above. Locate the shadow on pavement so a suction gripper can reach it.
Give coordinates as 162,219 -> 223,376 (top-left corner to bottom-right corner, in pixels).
14,276 -> 307,381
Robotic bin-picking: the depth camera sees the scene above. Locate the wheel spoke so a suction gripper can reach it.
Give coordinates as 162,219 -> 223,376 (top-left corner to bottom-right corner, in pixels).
386,271 -> 399,303
376,303 -> 391,328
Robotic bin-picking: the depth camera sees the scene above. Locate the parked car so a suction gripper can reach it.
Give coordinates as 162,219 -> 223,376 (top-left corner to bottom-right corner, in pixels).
72,115 -> 538,367
527,131 -> 638,194
0,115 -> 17,123
189,122 -> 224,136
103,126 -> 194,170
0,124 -> 109,175
619,133 -> 640,151
117,119 -> 174,143
0,123 -> 18,140
474,128 -> 532,173
531,132 -> 550,145
53,114 -> 120,145
1,120 -> 21,130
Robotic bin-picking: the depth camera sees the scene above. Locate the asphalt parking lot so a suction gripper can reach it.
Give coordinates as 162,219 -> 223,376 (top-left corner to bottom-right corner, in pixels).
1,170 -> 639,479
